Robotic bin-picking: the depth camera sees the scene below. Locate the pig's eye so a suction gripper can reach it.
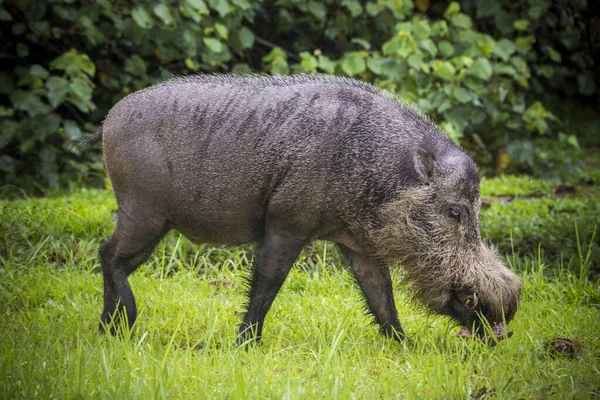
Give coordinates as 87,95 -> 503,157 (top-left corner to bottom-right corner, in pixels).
448,206 -> 461,223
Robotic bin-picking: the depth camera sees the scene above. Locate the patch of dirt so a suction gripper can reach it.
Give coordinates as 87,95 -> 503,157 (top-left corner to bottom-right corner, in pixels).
209,280 -> 238,289
554,185 -> 577,198
545,338 -> 581,359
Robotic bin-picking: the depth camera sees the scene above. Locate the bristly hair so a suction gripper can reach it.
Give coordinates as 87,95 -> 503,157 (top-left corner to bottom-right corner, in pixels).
239,250 -> 257,317
124,72 -> 437,132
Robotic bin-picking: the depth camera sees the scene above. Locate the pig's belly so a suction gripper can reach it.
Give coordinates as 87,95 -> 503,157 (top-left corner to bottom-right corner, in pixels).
168,207 -> 265,246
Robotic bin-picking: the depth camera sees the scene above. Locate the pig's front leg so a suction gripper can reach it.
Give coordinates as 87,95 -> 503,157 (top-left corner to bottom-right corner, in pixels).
236,230 -> 305,346
339,245 -> 404,341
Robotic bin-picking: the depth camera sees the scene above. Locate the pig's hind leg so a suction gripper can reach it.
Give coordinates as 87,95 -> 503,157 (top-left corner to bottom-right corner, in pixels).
99,208 -> 169,335
339,245 -> 404,341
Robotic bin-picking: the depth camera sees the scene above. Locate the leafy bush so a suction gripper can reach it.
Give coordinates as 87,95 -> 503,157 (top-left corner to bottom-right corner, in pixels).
0,0 -> 596,193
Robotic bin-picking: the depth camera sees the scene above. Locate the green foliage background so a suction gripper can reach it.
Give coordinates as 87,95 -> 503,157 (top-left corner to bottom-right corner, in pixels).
0,0 -> 597,193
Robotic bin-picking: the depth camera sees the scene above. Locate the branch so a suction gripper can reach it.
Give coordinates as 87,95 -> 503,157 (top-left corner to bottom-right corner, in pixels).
254,35 -> 301,62
64,102 -> 87,125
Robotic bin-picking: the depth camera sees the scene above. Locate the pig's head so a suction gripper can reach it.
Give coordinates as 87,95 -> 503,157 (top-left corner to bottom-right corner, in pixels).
372,148 -> 522,339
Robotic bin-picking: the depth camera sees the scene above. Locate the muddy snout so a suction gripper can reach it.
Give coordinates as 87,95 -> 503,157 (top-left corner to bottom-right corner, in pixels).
458,320 -> 514,342
449,288 -> 514,343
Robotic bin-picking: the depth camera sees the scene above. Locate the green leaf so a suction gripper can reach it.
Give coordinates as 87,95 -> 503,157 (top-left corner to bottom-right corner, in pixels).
494,64 -> 516,76
366,2 -> 382,16
132,6 -> 152,29
30,65 -> 49,79
577,73 -> 597,96
382,38 -> 400,56
63,119 -> 82,140
476,0 -> 500,18
0,120 -> 19,150
231,0 -> 251,9
494,10 -> 514,35
383,32 -> 417,58
50,49 -> 96,77
78,15 -> 105,46
0,155 -> 15,174
232,63 -> 252,73
545,46 -> 561,63
451,86 -> 473,103
438,41 -> 455,57
431,20 -> 449,37
341,0 -> 363,17
318,55 -> 337,74
513,19 -> 529,31
68,77 -> 95,112
185,58 -> 199,71
395,22 -> 413,32
407,54 -> 423,70
463,76 -> 484,91
125,55 -> 147,76
299,52 -> 318,72
523,101 -> 549,134
492,39 -> 516,61
215,23 -> 228,39
46,76 -> 68,108
565,134 -> 580,150
351,38 -> 371,50
444,1 -> 460,18
419,39 -> 437,57
203,38 -> 223,53
433,61 -> 456,80
180,2 -> 201,22
10,90 -> 51,117
528,1 -> 549,19
440,121 -> 462,141
153,4 -> 174,25
469,58 -> 492,80
367,57 -> 387,75
209,0 -> 230,17
414,20 -> 431,40
308,1 -> 326,19
0,106 -> 14,118
515,36 -> 535,53
16,43 -> 29,57
452,13 -> 472,29
53,5 -> 79,21
263,48 -> 289,75
341,54 -> 366,76
417,98 -> 433,112
185,0 -> 209,13
0,8 -> 12,21
12,23 -> 26,36
237,26 -> 254,49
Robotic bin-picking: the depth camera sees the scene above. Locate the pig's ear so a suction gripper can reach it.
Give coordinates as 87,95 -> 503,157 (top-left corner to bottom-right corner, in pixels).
413,148 -> 436,183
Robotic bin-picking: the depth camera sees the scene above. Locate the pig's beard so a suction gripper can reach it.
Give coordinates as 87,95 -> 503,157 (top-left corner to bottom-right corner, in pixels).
371,187 -> 521,324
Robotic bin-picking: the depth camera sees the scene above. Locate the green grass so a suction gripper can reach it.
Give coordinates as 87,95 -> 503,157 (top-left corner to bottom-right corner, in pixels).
1,180 -> 600,399
481,177 -> 600,271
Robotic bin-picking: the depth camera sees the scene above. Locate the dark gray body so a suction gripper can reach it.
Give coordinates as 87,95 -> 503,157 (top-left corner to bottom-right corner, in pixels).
103,75 -> 455,245
98,75 -> 520,344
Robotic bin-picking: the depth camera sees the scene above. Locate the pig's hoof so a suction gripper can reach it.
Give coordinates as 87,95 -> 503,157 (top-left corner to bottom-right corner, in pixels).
235,334 -> 261,348
99,320 -> 120,336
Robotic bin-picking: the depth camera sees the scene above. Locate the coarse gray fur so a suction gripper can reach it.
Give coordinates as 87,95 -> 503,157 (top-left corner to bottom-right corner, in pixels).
97,74 -> 521,344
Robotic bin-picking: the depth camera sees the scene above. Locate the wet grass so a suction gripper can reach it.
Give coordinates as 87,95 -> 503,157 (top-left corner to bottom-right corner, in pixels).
1,178 -> 599,399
